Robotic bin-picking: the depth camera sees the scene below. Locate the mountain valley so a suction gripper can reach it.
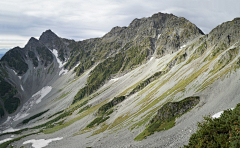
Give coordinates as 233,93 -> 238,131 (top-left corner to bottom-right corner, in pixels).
0,12 -> 240,148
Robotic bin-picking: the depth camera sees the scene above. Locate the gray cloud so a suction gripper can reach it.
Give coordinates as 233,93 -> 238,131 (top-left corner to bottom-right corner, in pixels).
0,0 -> 240,53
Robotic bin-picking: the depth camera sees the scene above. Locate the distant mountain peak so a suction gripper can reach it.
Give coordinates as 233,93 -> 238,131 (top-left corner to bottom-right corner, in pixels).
39,29 -> 58,44
24,37 -> 41,49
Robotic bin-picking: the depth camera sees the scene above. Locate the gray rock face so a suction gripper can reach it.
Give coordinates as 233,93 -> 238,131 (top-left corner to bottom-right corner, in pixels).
208,18 -> 240,47
39,29 -> 72,62
0,34 -> 65,118
0,12 -> 240,148
0,12 -> 205,119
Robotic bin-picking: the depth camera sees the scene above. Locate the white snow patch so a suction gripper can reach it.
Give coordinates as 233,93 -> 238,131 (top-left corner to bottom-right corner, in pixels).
20,85 -> 24,91
18,76 -> 22,79
13,86 -> 52,121
11,135 -> 14,138
3,116 -> 11,124
110,78 -> 119,82
51,49 -> 65,68
13,112 -> 29,122
212,111 -> 224,118
180,45 -> 186,50
59,69 -> 68,76
33,86 -> 52,104
157,34 -> 161,39
73,62 -> 80,69
51,49 -> 68,75
0,138 -> 13,144
110,73 -> 130,82
23,137 -> 63,148
212,108 -> 234,118
146,57 -> 155,65
12,69 -> 17,75
2,128 -> 19,133
149,57 -> 154,62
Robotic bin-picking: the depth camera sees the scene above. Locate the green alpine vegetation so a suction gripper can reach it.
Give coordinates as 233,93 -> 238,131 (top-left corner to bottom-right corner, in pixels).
0,47 -> 28,75
97,96 -> 126,115
72,53 -> 124,104
36,47 -> 53,67
48,110 -> 64,119
135,96 -> 200,141
0,76 -> 20,114
0,104 -> 4,117
22,109 -> 50,124
4,97 -> 20,114
184,103 -> 240,148
86,116 -> 110,128
129,71 -> 165,95
85,96 -> 125,128
0,76 -> 12,97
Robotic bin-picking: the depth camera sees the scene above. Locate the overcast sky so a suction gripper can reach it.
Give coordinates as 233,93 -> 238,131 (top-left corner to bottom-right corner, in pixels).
0,0 -> 240,54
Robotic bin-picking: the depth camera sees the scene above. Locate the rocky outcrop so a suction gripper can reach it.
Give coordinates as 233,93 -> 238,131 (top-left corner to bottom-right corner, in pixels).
0,12 -> 207,118
0,32 -> 66,118
39,30 -> 74,62
134,96 -> 200,141
150,96 -> 200,123
208,18 -> 240,47
67,12 -> 204,71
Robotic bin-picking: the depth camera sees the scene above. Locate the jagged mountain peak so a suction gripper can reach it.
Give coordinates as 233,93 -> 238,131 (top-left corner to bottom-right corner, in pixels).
24,37 -> 42,50
207,17 -> 240,47
39,29 -> 59,46
1,12 -> 240,148
40,29 -> 58,39
101,12 -> 204,57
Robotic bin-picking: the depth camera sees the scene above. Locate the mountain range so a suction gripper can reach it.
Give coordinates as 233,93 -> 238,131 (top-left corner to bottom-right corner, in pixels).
0,12 -> 240,147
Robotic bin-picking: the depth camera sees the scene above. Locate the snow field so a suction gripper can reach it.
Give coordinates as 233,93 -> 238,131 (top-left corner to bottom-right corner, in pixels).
33,86 -> 52,104
23,137 -> 63,148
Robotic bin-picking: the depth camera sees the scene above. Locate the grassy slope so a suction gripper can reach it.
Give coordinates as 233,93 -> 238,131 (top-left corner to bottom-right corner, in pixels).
1,38 -> 240,147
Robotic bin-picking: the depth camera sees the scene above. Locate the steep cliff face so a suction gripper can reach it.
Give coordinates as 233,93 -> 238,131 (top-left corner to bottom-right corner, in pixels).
0,32 -> 68,118
0,12 -> 214,121
66,12 -> 204,72
0,12 -> 203,118
39,30 -> 74,62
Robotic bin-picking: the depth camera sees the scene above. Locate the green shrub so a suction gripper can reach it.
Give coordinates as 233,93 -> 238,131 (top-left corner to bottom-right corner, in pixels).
1,47 -> 28,75
22,109 -> 49,124
78,105 -> 90,114
4,97 -> 20,114
98,96 -> 125,115
184,103 -> 240,148
130,71 -> 164,95
48,110 -> 64,119
0,76 -> 12,97
135,96 -> 200,141
36,47 -> 53,67
87,116 -> 110,128
0,76 -> 20,114
0,104 -> 4,117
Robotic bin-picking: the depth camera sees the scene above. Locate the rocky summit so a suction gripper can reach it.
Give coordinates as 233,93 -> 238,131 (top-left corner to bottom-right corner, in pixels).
0,12 -> 240,147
